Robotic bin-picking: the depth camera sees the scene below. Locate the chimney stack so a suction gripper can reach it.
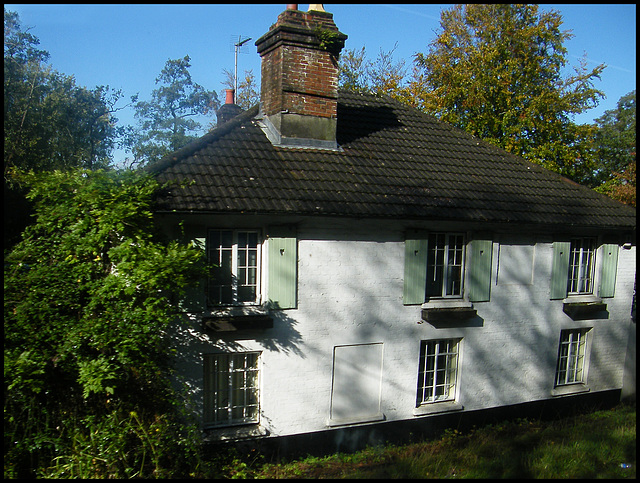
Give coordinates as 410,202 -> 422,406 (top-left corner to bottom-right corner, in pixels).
255,4 -> 347,149
216,88 -> 243,125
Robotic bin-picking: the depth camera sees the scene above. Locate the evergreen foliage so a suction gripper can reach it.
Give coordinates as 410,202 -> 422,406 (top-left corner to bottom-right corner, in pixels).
129,56 -> 218,167
4,8 -> 126,176
4,168 -> 206,478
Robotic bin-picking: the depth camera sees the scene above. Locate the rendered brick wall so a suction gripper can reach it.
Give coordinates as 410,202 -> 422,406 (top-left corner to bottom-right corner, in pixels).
168,215 -> 636,439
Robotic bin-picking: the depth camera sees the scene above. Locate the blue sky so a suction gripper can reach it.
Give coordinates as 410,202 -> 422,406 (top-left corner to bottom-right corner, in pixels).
6,4 -> 636,165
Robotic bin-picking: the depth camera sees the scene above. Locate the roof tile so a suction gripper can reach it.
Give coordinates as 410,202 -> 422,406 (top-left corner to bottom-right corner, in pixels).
148,90 -> 636,230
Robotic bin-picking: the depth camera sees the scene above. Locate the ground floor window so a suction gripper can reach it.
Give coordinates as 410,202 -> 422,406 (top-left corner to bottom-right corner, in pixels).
555,329 -> 589,386
416,338 -> 460,406
203,352 -> 260,427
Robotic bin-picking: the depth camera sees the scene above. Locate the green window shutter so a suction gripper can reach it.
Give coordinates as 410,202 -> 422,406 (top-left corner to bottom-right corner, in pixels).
180,235 -> 207,312
550,241 -> 571,300
268,226 -> 297,309
468,239 -> 493,302
403,235 -> 428,305
598,244 -> 619,298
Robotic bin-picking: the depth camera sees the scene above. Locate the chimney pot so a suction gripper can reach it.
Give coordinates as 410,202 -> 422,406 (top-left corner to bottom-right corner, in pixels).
286,4 -> 298,10
225,89 -> 235,105
217,89 -> 243,125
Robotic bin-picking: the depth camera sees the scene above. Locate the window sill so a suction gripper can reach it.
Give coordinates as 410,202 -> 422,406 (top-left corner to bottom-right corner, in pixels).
202,306 -> 273,332
203,423 -> 269,441
421,300 -> 477,325
413,400 -> 464,416
562,296 -> 607,320
551,384 -> 590,397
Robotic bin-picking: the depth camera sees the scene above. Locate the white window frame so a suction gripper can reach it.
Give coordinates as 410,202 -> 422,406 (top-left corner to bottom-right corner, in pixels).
203,352 -> 261,428
207,229 -> 262,306
567,237 -> 596,295
416,338 -> 461,406
427,233 -> 466,299
555,329 -> 589,387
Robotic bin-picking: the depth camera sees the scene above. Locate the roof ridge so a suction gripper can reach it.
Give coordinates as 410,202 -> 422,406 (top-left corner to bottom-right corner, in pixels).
145,103 -> 260,174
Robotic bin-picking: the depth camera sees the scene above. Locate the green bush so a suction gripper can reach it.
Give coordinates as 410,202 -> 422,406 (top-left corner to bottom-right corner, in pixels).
4,168 -> 206,478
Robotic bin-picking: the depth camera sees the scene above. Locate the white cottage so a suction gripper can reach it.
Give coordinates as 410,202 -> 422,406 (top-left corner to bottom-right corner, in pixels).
148,5 -> 636,456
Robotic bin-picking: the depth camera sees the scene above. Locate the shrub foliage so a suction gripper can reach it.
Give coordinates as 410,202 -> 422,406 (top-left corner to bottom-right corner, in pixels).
4,168 -> 205,478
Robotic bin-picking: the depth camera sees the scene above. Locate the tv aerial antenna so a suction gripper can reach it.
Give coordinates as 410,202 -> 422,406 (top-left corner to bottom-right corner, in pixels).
232,35 -> 252,95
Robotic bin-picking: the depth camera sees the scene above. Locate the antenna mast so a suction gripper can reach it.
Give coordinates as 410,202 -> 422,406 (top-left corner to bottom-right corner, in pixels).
234,35 -> 252,95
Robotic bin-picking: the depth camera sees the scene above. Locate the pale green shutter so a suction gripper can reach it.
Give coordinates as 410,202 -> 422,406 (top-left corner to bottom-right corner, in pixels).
598,243 -> 619,298
550,241 -> 571,300
180,233 -> 207,312
403,233 -> 428,305
268,226 -> 297,309
468,239 -> 493,302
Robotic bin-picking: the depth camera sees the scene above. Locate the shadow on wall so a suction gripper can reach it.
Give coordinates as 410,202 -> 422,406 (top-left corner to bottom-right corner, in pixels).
170,219 -> 635,457
298,227 -> 634,436
167,307 -> 305,427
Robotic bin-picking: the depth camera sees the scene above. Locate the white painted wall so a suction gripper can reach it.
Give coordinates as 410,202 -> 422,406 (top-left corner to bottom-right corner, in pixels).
168,215 -> 636,439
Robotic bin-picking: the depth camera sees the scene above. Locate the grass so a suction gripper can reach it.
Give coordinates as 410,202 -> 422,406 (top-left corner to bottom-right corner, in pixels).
219,402 -> 636,479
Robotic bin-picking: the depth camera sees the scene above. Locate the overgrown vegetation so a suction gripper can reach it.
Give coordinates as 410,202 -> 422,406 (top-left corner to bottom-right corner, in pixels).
4,168 -> 206,478
232,403 -> 636,479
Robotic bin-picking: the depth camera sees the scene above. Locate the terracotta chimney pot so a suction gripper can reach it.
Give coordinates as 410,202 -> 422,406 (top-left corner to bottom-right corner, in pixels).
225,89 -> 235,105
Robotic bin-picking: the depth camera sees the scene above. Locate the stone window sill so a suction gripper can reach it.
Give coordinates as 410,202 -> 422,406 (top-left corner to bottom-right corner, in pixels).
202,306 -> 273,332
562,295 -> 607,320
551,384 -> 590,397
421,300 -> 477,325
203,423 -> 269,441
413,400 -> 464,416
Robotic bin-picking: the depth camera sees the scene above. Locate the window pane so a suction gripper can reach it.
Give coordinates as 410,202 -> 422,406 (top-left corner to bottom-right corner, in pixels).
417,339 -> 460,405
427,233 -> 464,298
207,229 -> 261,306
568,238 -> 596,294
204,353 -> 260,427
555,329 -> 588,386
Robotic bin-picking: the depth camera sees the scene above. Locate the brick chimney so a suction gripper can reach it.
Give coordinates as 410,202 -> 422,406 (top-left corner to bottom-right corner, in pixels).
216,88 -> 243,125
255,4 -> 347,149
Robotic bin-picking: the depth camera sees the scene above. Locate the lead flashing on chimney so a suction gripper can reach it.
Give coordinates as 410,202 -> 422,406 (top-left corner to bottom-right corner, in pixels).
256,110 -> 342,151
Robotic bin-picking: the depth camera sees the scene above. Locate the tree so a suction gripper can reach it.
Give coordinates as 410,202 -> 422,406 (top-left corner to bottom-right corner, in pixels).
339,46 -> 370,93
338,44 -> 409,98
593,90 -> 636,206
4,8 -> 125,175
130,55 -> 218,167
406,4 -> 605,184
220,67 -> 260,110
4,168 -> 206,478
4,8 -> 129,249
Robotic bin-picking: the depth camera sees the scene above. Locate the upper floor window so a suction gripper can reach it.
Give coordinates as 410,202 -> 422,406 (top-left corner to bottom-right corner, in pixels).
404,231 -> 492,305
207,229 -> 261,306
567,237 -> 596,295
426,233 -> 465,298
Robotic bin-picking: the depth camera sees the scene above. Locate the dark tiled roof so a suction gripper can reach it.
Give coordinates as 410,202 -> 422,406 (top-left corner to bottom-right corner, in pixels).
148,90 -> 636,230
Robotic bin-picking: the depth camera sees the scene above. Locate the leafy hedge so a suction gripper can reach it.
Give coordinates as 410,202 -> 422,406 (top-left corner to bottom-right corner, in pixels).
4,168 -> 206,478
